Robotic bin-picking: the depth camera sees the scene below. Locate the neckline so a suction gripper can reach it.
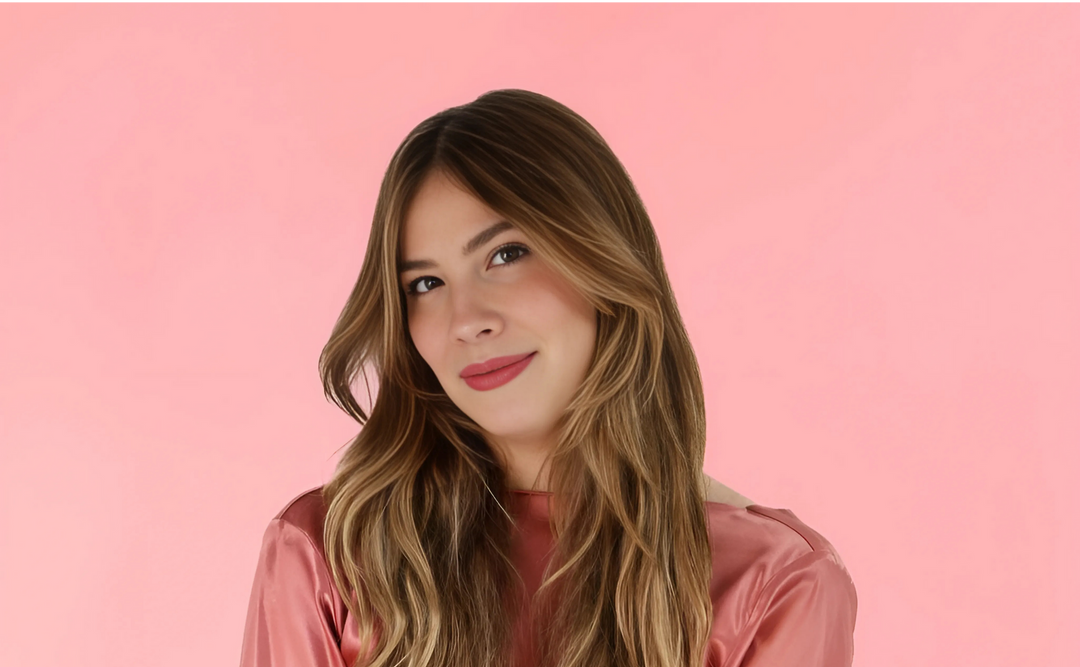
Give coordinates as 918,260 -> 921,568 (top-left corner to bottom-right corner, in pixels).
507,488 -> 763,512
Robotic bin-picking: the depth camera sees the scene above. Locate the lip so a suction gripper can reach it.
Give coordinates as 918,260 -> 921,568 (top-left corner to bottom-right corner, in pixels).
460,352 -> 536,378
462,352 -> 536,391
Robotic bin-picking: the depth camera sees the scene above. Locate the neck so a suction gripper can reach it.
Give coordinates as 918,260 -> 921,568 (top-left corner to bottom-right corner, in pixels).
489,436 -> 553,492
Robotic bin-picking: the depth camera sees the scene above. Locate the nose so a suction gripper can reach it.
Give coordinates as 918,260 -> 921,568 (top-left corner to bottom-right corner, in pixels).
449,283 -> 503,342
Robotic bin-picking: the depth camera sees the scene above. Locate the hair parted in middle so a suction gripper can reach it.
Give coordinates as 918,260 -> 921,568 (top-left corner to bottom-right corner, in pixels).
318,88 -> 715,667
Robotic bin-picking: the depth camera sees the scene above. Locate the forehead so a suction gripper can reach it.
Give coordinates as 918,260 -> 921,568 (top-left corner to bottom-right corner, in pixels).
400,171 -> 502,252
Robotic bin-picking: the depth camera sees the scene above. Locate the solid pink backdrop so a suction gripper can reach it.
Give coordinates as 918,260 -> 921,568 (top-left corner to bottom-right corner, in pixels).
1,5 -> 1077,667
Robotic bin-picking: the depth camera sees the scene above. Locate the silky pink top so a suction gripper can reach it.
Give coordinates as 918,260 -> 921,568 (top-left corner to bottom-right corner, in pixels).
240,487 -> 857,667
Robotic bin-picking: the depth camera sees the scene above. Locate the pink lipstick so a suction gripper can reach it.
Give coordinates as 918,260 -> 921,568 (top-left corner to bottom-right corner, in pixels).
461,352 -> 536,391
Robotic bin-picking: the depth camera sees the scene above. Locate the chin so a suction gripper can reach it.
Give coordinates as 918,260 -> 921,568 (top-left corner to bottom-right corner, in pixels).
477,414 -> 551,439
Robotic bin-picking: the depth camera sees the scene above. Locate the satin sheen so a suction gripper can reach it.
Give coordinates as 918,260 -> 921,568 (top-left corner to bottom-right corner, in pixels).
240,487 -> 857,667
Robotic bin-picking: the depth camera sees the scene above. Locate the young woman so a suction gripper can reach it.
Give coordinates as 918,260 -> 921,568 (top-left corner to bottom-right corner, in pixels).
239,89 -> 857,667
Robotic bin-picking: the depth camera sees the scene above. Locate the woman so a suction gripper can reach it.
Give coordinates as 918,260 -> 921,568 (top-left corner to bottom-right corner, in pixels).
239,89 -> 857,667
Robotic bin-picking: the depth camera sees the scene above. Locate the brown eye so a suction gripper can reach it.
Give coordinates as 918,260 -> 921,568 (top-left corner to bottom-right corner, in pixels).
405,276 -> 437,296
404,243 -> 529,299
491,243 -> 529,266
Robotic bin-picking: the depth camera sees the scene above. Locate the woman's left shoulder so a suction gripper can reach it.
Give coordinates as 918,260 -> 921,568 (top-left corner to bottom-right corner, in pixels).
701,485 -> 858,665
703,503 -> 859,667
701,476 -> 854,593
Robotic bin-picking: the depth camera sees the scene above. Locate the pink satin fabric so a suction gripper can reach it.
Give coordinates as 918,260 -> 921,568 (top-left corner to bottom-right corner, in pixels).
239,487 -> 857,667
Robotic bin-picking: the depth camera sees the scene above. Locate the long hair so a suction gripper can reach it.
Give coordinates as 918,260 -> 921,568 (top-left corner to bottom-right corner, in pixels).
319,89 -> 713,667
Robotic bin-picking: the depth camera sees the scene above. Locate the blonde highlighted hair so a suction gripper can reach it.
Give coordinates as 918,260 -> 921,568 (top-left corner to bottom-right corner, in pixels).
319,89 -> 713,667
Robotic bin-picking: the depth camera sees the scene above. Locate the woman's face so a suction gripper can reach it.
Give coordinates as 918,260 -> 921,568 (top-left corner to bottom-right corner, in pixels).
399,170 -> 597,474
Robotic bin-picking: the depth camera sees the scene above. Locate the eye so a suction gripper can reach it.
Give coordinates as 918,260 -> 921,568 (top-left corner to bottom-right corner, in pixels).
490,243 -> 528,267
404,243 -> 530,298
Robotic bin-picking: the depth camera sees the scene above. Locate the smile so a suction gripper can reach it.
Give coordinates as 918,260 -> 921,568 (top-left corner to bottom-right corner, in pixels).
462,352 -> 536,391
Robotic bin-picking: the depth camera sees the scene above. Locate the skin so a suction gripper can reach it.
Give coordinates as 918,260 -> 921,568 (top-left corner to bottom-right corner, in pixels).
399,170 -> 754,508
399,170 -> 597,491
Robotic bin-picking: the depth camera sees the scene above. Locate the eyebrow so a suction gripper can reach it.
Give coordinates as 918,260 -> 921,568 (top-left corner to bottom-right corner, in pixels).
398,220 -> 515,274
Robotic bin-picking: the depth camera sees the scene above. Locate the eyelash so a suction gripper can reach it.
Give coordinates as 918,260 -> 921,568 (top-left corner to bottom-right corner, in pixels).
404,243 -> 530,298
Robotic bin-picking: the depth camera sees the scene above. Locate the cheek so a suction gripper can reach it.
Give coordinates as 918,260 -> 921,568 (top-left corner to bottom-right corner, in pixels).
527,274 -> 594,330
406,312 -> 439,364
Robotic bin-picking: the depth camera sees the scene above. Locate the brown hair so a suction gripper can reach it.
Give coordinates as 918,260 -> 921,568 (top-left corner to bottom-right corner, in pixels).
319,89 -> 713,667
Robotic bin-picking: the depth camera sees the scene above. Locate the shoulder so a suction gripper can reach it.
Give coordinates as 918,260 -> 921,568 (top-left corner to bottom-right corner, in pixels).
703,495 -> 857,632
263,485 -> 331,555
704,494 -> 852,583
700,474 -> 842,565
248,486 -> 341,608
243,486 -> 350,662
703,503 -> 858,665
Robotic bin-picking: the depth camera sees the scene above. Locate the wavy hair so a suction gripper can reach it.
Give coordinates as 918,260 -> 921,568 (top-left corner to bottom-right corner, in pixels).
319,89 -> 713,667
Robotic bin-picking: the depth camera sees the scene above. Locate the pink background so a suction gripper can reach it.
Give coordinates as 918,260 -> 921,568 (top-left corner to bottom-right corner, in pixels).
1,5 -> 1077,666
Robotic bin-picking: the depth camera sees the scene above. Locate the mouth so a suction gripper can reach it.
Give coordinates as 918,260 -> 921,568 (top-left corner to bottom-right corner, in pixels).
461,352 -> 537,391
460,351 -> 537,378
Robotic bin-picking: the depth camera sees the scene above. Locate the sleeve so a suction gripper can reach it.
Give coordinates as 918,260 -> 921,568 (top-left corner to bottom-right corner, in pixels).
239,518 -> 349,667
727,552 -> 858,667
